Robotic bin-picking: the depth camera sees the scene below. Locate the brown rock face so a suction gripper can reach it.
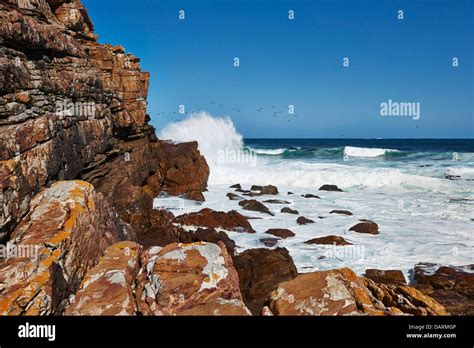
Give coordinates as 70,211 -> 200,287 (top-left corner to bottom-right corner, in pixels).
136,242 -> 251,315
268,268 -> 447,316
65,241 -> 142,315
174,208 -> 255,233
0,180 -> 129,315
265,228 -> 295,239
305,235 -> 352,246
232,248 -> 297,315
412,263 -> 474,315
0,0 -> 209,240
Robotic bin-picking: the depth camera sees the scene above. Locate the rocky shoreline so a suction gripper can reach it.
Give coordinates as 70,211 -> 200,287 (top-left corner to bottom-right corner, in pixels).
0,0 -> 472,316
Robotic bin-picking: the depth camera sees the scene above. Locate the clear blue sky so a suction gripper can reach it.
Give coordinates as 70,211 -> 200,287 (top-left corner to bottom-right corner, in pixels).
83,0 -> 473,138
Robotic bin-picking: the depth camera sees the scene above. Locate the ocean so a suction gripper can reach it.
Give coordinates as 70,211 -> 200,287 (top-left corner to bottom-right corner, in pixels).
156,113 -> 474,279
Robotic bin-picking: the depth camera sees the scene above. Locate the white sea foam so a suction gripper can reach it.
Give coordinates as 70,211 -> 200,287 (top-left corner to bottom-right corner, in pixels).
159,111 -> 243,171
343,146 -> 399,158
156,113 -> 474,277
247,147 -> 286,155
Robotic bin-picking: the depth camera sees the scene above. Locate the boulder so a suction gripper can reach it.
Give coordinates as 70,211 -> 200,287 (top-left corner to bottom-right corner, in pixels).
174,208 -> 255,233
319,184 -> 343,192
250,185 -> 262,191
304,235 -> 352,246
0,180 -> 129,315
229,183 -> 241,189
297,216 -> 315,225
281,207 -> 299,215
349,220 -> 379,235
232,248 -> 297,315
136,242 -> 251,315
265,228 -> 295,239
238,200 -> 274,216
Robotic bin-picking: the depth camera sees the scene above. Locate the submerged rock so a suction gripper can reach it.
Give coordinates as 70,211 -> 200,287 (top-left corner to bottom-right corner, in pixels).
330,210 -> 353,216
301,194 -> 320,199
227,192 -> 244,201
297,216 -> 315,225
319,184 -> 343,192
281,207 -> 299,215
304,235 -> 352,246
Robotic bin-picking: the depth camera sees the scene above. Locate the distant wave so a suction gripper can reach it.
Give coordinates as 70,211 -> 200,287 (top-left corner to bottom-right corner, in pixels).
343,146 -> 400,158
245,147 -> 286,155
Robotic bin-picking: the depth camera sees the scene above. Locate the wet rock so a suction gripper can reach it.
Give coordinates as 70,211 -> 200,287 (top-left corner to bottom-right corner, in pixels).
304,235 -> 352,246
232,248 -> 297,315
136,242 -> 251,315
226,192 -> 243,201
174,208 -> 255,233
444,174 -> 461,180
330,210 -> 353,216
264,199 -> 290,204
238,200 -> 274,216
259,238 -> 280,247
250,185 -> 262,191
229,183 -> 241,189
0,180 -> 129,315
281,207 -> 299,215
265,228 -> 295,239
365,269 -> 406,285
349,220 -> 379,235
301,194 -> 320,199
260,185 -> 279,195
319,184 -> 343,192
412,263 -> 474,315
297,216 -> 315,225
287,192 -> 294,195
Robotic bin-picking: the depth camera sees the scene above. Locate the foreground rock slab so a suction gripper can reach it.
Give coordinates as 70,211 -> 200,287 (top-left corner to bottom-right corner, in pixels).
0,180 -> 129,315
136,242 -> 251,315
268,268 -> 447,316
65,241 -> 142,315
233,248 -> 297,315
413,263 -> 474,315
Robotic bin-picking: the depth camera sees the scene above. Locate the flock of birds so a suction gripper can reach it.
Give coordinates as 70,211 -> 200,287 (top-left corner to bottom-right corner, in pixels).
155,103 -> 299,122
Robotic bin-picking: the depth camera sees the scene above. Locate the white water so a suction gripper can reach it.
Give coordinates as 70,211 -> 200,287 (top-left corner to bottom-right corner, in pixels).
344,146 -> 400,158
156,113 -> 474,279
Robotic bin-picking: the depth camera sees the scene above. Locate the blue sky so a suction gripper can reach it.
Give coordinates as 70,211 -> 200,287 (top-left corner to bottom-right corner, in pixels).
83,0 -> 473,138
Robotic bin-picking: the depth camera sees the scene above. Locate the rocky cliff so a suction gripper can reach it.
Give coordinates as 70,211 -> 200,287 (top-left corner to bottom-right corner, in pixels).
0,0 -> 209,242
